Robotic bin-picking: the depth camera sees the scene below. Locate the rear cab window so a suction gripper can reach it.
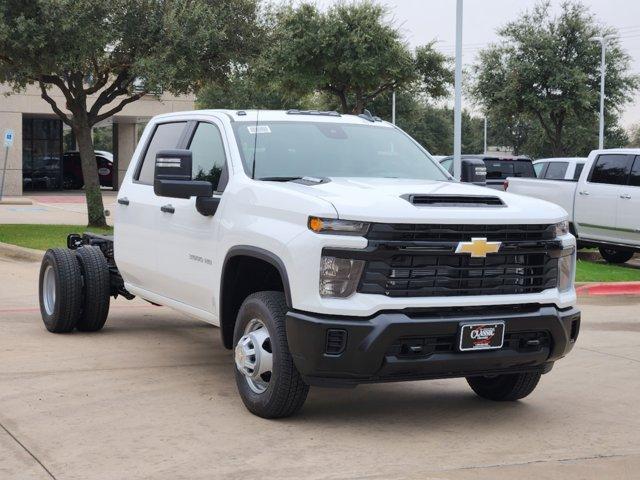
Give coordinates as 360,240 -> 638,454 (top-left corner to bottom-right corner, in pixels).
572,163 -> 585,181
484,160 -> 535,180
544,162 -> 568,180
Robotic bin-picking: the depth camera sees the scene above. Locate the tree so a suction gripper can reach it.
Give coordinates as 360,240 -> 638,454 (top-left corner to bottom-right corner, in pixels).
0,0 -> 258,226
472,1 -> 638,157
262,1 -> 452,114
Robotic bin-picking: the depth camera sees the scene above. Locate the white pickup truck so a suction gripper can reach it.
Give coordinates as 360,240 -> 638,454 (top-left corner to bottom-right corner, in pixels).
37,110 -> 580,418
506,149 -> 640,263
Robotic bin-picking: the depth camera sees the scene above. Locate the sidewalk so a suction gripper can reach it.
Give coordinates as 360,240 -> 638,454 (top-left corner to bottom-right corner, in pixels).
0,191 -> 116,225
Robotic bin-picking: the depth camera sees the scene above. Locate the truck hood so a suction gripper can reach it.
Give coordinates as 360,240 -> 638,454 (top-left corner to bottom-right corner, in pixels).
276,177 -> 568,224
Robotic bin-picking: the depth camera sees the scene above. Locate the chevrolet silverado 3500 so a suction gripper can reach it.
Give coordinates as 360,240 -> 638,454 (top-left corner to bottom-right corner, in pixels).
38,110 -> 580,418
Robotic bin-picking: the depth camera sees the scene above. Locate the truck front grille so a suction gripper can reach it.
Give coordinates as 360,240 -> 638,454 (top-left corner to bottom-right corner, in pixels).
359,251 -> 558,297
367,223 -> 554,242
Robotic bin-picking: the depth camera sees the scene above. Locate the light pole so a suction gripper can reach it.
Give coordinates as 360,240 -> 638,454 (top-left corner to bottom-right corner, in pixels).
483,116 -> 487,154
453,0 -> 463,180
590,34 -> 612,150
392,90 -> 396,125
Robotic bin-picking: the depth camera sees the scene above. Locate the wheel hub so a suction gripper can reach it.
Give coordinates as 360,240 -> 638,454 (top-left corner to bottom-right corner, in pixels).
42,264 -> 56,316
234,319 -> 273,394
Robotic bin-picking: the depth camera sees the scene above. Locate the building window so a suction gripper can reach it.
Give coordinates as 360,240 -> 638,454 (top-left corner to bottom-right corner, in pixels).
22,118 -> 63,191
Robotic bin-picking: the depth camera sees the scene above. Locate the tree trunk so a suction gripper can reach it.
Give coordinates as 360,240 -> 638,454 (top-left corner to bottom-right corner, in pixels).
74,121 -> 107,228
337,89 -> 349,114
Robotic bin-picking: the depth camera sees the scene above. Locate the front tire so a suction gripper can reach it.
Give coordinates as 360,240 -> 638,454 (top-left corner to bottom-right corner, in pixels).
599,247 -> 634,264
467,372 -> 542,401
39,248 -> 83,333
233,291 -> 309,418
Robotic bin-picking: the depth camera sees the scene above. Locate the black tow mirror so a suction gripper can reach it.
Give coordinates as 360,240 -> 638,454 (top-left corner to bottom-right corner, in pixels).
154,149 -> 213,199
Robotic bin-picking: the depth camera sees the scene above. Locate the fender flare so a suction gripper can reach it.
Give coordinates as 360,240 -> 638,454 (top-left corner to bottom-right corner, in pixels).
219,245 -> 292,348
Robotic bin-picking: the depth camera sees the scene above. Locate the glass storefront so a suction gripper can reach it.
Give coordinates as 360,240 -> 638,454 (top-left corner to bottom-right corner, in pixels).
22,118 -> 63,191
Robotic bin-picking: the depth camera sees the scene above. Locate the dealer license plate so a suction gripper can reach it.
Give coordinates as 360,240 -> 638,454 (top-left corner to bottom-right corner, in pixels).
459,322 -> 505,351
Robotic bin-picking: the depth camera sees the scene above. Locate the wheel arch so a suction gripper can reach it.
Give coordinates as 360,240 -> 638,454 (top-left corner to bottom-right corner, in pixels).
219,246 -> 292,349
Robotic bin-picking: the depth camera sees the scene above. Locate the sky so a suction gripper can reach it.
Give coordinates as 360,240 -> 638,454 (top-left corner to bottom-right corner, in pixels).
313,0 -> 640,129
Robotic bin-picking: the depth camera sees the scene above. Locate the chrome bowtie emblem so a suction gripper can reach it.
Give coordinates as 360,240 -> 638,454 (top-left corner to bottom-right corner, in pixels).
455,237 -> 501,258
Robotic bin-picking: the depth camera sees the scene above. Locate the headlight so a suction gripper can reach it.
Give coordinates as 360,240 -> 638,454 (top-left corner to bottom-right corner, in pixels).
319,256 -> 365,298
554,220 -> 570,237
557,247 -> 575,293
308,217 -> 370,236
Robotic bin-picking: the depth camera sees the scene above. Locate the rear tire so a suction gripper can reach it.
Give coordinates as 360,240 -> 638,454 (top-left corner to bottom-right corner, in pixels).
467,372 -> 542,401
233,291 -> 309,418
39,248 -> 83,333
75,246 -> 110,332
598,247 -> 634,264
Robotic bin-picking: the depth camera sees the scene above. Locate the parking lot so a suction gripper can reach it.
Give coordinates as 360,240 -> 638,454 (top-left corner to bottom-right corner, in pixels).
1,255 -> 639,480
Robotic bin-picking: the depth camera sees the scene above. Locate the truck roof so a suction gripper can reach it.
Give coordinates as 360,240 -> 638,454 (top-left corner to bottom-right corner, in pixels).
152,109 -> 395,127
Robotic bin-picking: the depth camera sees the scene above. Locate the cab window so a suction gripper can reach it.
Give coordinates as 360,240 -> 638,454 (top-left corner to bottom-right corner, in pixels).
544,162 -> 568,180
572,163 -> 585,181
136,122 -> 187,184
533,162 -> 547,177
440,158 -> 453,174
589,154 -> 632,186
188,122 -> 227,191
630,156 -> 640,187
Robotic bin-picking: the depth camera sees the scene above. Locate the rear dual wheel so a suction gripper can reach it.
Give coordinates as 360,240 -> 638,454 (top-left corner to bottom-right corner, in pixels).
39,247 -> 110,333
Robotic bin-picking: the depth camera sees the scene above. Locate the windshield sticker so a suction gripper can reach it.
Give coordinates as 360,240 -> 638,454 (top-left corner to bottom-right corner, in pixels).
247,125 -> 271,134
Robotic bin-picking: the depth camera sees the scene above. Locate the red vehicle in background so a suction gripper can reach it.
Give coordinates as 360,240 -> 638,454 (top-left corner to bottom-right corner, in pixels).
63,150 -> 114,190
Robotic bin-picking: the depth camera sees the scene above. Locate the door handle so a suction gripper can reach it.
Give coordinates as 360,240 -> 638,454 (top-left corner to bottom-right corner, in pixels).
578,190 -> 590,196
620,194 -> 632,199
117,197 -> 129,206
160,204 -> 175,214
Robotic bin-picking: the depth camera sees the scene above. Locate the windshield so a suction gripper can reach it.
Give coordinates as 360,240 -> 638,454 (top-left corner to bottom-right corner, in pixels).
231,121 -> 448,181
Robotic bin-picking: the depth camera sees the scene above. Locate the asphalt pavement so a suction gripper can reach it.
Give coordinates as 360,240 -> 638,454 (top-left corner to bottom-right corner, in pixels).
1,255 -> 639,480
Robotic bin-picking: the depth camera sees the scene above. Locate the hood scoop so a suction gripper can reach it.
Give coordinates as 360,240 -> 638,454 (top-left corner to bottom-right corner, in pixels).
403,194 -> 505,207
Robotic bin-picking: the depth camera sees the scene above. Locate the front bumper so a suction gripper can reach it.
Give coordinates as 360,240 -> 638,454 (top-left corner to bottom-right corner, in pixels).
286,304 -> 580,387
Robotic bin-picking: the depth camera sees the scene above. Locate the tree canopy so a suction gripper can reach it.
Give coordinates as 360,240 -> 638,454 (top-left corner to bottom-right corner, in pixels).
259,1 -> 452,114
471,0 -> 638,156
0,0 -> 259,226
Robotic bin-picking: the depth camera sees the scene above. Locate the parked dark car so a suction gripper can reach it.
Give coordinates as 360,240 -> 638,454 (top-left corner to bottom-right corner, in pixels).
62,151 -> 114,189
438,156 -> 487,186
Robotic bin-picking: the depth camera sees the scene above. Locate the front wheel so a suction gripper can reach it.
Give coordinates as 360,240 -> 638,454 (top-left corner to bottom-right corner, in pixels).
599,247 -> 634,264
233,291 -> 309,418
466,372 -> 542,401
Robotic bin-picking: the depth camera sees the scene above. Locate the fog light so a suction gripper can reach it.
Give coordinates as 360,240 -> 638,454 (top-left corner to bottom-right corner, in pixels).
558,247 -> 575,292
319,256 -> 365,298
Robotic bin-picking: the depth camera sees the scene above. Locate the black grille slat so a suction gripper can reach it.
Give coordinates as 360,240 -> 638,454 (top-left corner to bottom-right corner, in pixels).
367,223 -> 554,242
358,223 -> 559,298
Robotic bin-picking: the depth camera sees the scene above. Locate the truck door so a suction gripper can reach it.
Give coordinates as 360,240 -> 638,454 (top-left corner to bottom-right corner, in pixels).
115,121 -> 188,294
154,119 -> 229,318
616,155 -> 640,245
574,153 -> 633,243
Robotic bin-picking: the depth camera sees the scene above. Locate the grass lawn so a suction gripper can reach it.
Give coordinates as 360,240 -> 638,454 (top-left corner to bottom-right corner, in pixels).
0,224 -> 113,251
575,259 -> 640,283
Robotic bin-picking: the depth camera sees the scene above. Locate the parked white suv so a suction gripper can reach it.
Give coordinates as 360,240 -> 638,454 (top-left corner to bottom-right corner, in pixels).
507,149 -> 640,263
38,110 -> 580,418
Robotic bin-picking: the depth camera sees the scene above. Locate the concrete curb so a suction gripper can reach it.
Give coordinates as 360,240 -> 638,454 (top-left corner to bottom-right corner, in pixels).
0,242 -> 44,262
0,197 -> 33,205
576,282 -> 640,296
